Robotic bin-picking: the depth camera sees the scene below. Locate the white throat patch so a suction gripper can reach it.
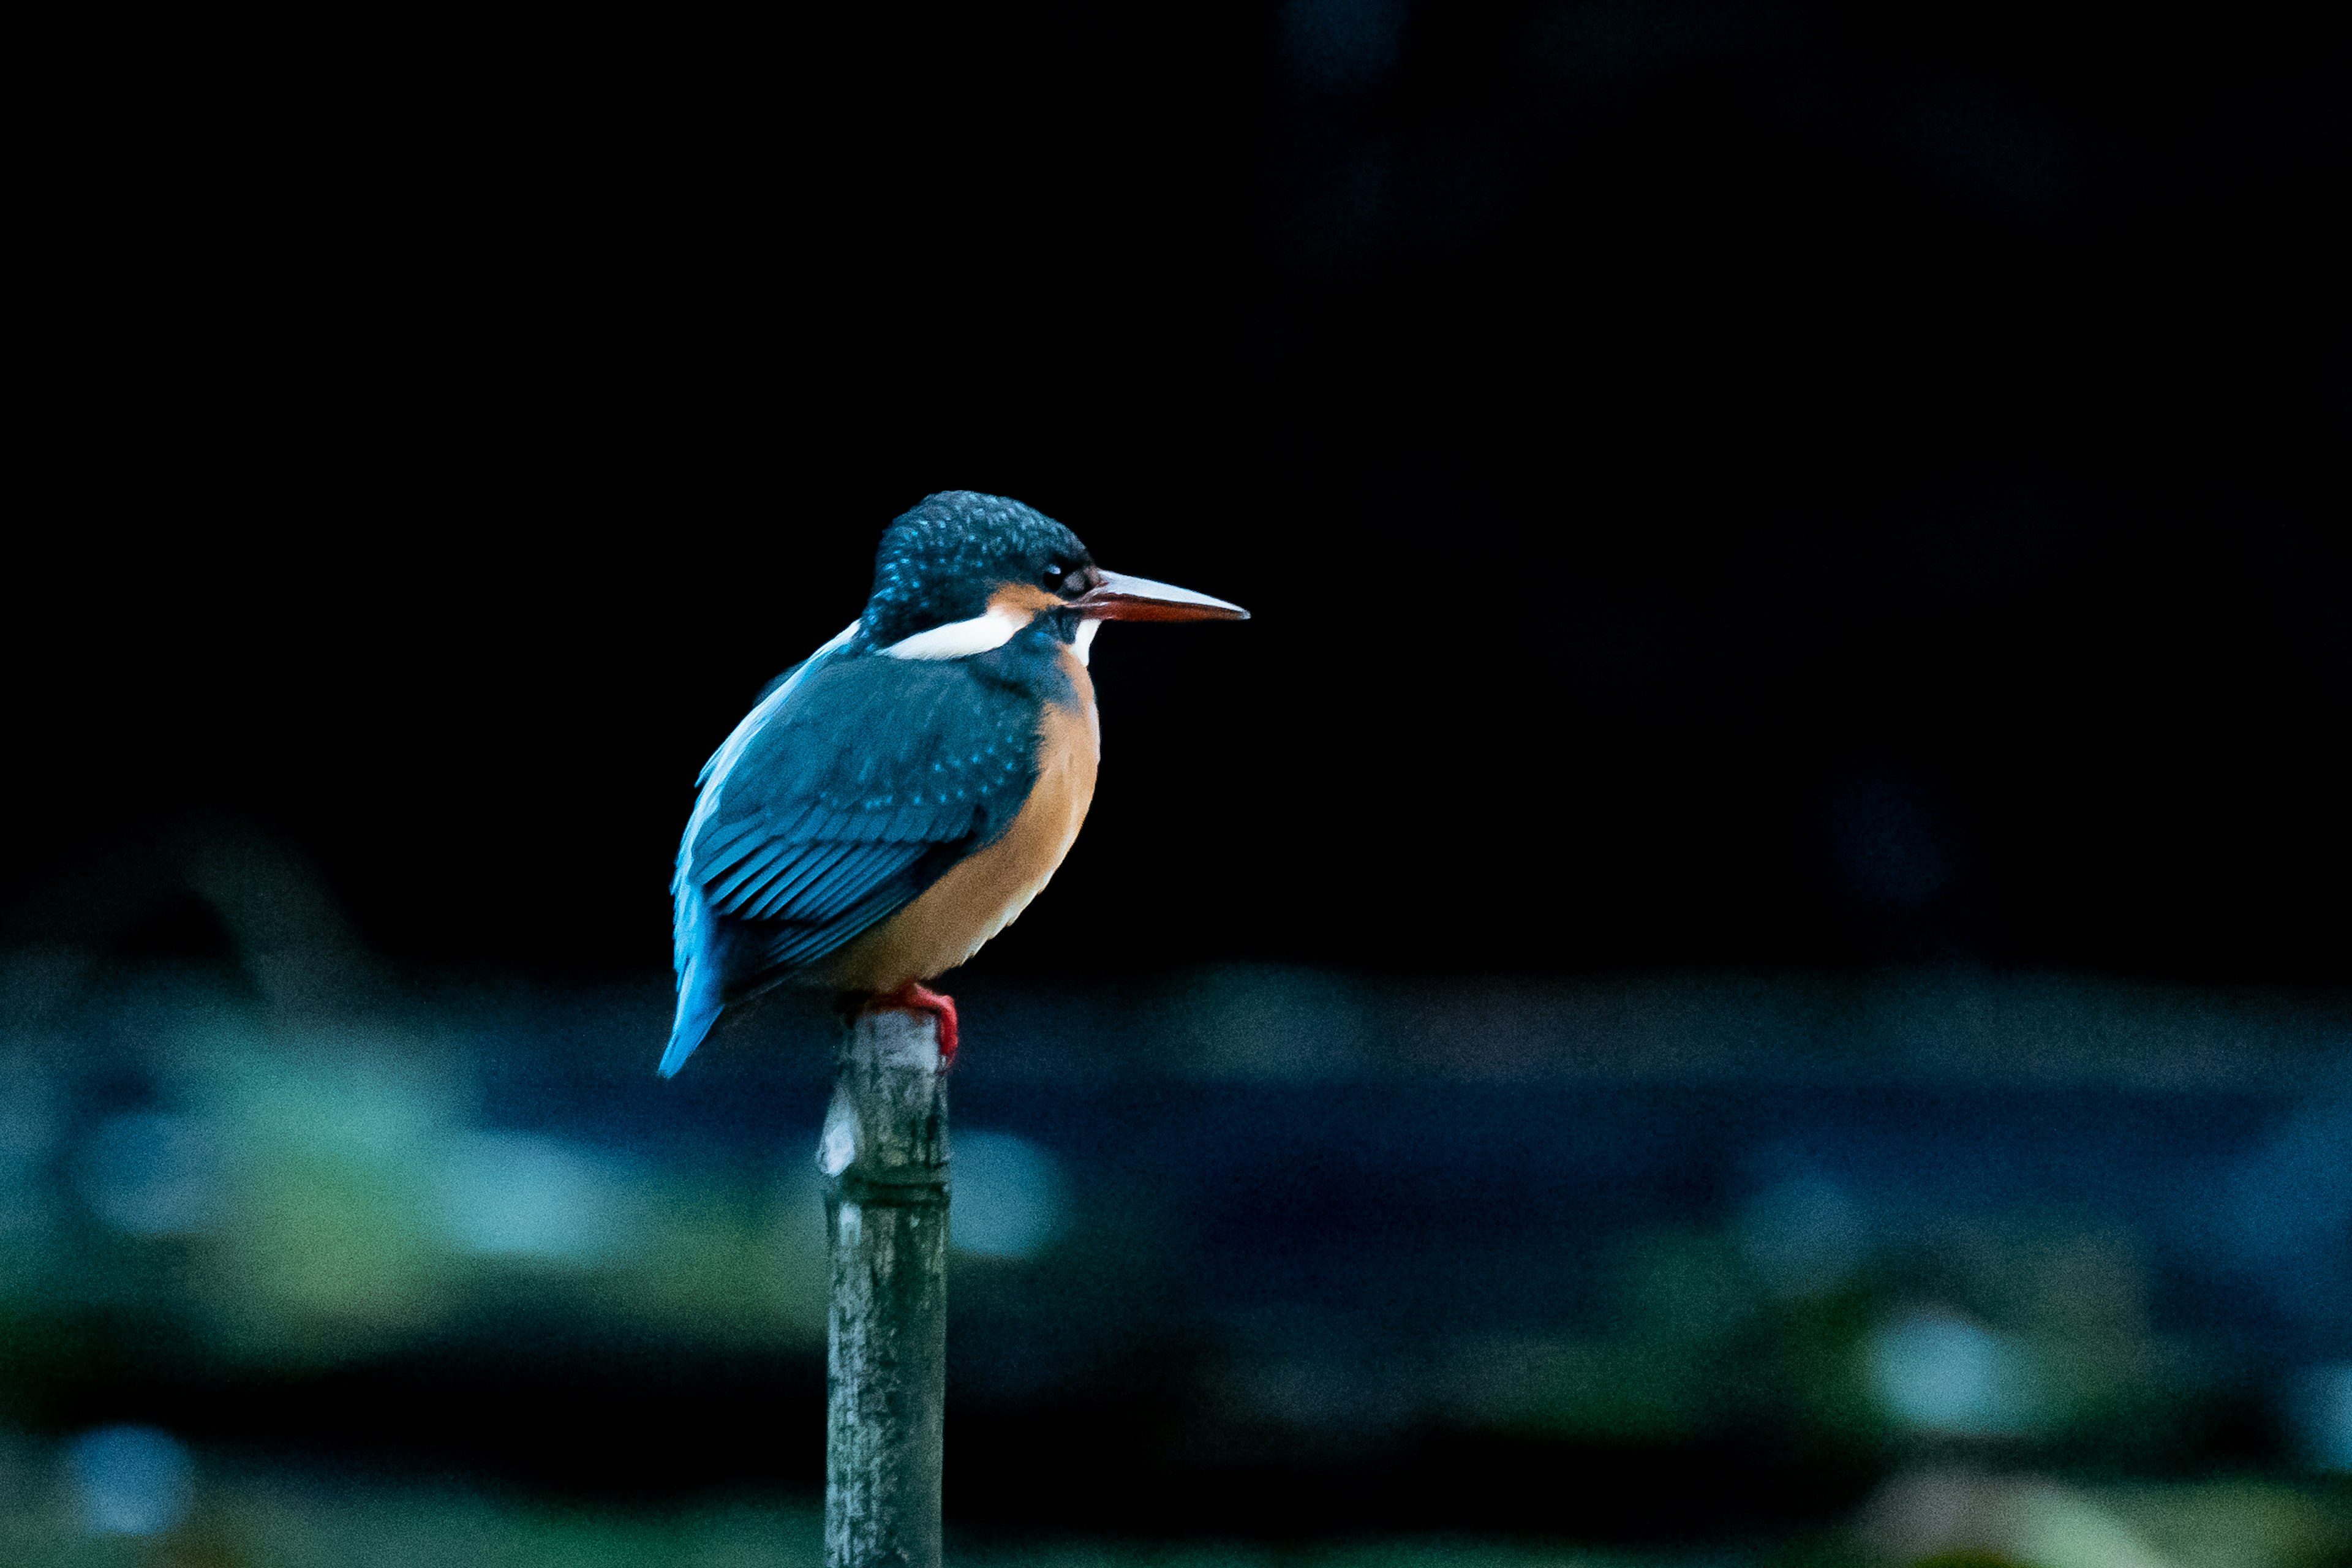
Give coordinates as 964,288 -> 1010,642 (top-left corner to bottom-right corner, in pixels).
1072,618 -> 1099,666
878,604 -> 1029,660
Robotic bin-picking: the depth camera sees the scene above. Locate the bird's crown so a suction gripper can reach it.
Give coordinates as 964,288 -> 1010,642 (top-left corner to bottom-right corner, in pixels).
862,492 -> 1093,647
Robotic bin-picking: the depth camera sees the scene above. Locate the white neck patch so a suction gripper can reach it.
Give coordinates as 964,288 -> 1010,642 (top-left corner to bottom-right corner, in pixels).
1072,617 -> 1099,666
878,603 -> 1029,660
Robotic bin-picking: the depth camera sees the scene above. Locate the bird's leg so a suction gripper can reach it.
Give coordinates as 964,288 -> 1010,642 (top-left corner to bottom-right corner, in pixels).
867,981 -> 959,1067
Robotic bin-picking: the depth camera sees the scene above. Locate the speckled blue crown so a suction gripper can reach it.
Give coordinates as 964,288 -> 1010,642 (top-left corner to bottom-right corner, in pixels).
862,492 -> 1091,646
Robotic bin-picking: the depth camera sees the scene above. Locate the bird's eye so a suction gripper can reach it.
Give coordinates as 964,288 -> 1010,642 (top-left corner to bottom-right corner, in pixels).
1041,562 -> 1069,591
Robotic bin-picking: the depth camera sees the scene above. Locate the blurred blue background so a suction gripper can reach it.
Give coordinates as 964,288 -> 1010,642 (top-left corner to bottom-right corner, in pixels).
2,834 -> 2346,1563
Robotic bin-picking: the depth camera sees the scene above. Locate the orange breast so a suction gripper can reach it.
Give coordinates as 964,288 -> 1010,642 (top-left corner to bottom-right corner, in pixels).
826,650 -> 1099,993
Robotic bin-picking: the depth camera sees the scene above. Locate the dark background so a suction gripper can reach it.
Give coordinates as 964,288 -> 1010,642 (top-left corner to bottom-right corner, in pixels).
12,5 -> 2350,978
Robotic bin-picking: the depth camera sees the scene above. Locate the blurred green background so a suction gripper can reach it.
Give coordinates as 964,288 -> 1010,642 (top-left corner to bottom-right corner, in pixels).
2,832 -> 2345,1565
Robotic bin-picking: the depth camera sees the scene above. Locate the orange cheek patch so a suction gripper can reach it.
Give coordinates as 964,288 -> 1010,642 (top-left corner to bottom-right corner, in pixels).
990,582 -> 1068,616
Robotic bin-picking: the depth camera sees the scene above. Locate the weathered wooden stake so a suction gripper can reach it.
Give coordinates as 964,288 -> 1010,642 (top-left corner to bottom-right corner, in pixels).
818,1008 -> 949,1568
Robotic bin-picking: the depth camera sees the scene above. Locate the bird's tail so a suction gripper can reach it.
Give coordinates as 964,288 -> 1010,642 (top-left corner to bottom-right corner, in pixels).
660,887 -> 723,1077
660,955 -> 723,1078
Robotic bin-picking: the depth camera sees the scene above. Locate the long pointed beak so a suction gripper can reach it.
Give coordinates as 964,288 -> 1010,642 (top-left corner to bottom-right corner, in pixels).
1069,570 -> 1250,623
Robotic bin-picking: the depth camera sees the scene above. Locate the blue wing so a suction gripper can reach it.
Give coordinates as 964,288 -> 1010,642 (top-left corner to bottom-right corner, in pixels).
660,624 -> 1041,1074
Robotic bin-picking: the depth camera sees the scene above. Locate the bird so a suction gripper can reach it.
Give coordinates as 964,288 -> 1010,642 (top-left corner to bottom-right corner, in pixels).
659,491 -> 1247,1076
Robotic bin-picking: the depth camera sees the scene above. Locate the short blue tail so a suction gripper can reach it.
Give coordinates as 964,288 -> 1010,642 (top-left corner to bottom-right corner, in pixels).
660,890 -> 724,1077
660,954 -> 723,1077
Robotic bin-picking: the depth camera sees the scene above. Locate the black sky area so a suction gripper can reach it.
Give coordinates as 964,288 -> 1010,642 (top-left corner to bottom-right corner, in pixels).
11,2 -> 2348,989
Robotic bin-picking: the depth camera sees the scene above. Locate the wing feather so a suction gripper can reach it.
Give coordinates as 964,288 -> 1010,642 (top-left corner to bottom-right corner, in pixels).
791,844 -> 932,922
718,840 -> 851,919
704,839 -> 795,908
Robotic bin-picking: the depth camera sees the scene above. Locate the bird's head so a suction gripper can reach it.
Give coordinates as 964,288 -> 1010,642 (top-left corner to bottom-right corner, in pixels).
861,491 -> 1246,661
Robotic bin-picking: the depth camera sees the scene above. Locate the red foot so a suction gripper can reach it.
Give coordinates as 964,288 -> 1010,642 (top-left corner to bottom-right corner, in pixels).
870,981 -> 959,1066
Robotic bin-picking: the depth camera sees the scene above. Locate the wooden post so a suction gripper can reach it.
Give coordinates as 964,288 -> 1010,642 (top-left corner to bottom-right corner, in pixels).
818,1008 -> 949,1568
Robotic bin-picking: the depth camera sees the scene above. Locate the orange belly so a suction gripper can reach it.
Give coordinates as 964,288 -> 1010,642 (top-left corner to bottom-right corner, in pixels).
825,655 -> 1099,993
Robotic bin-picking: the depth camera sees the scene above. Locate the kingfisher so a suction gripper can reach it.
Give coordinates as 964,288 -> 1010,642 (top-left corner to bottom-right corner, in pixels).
660,491 -> 1247,1076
